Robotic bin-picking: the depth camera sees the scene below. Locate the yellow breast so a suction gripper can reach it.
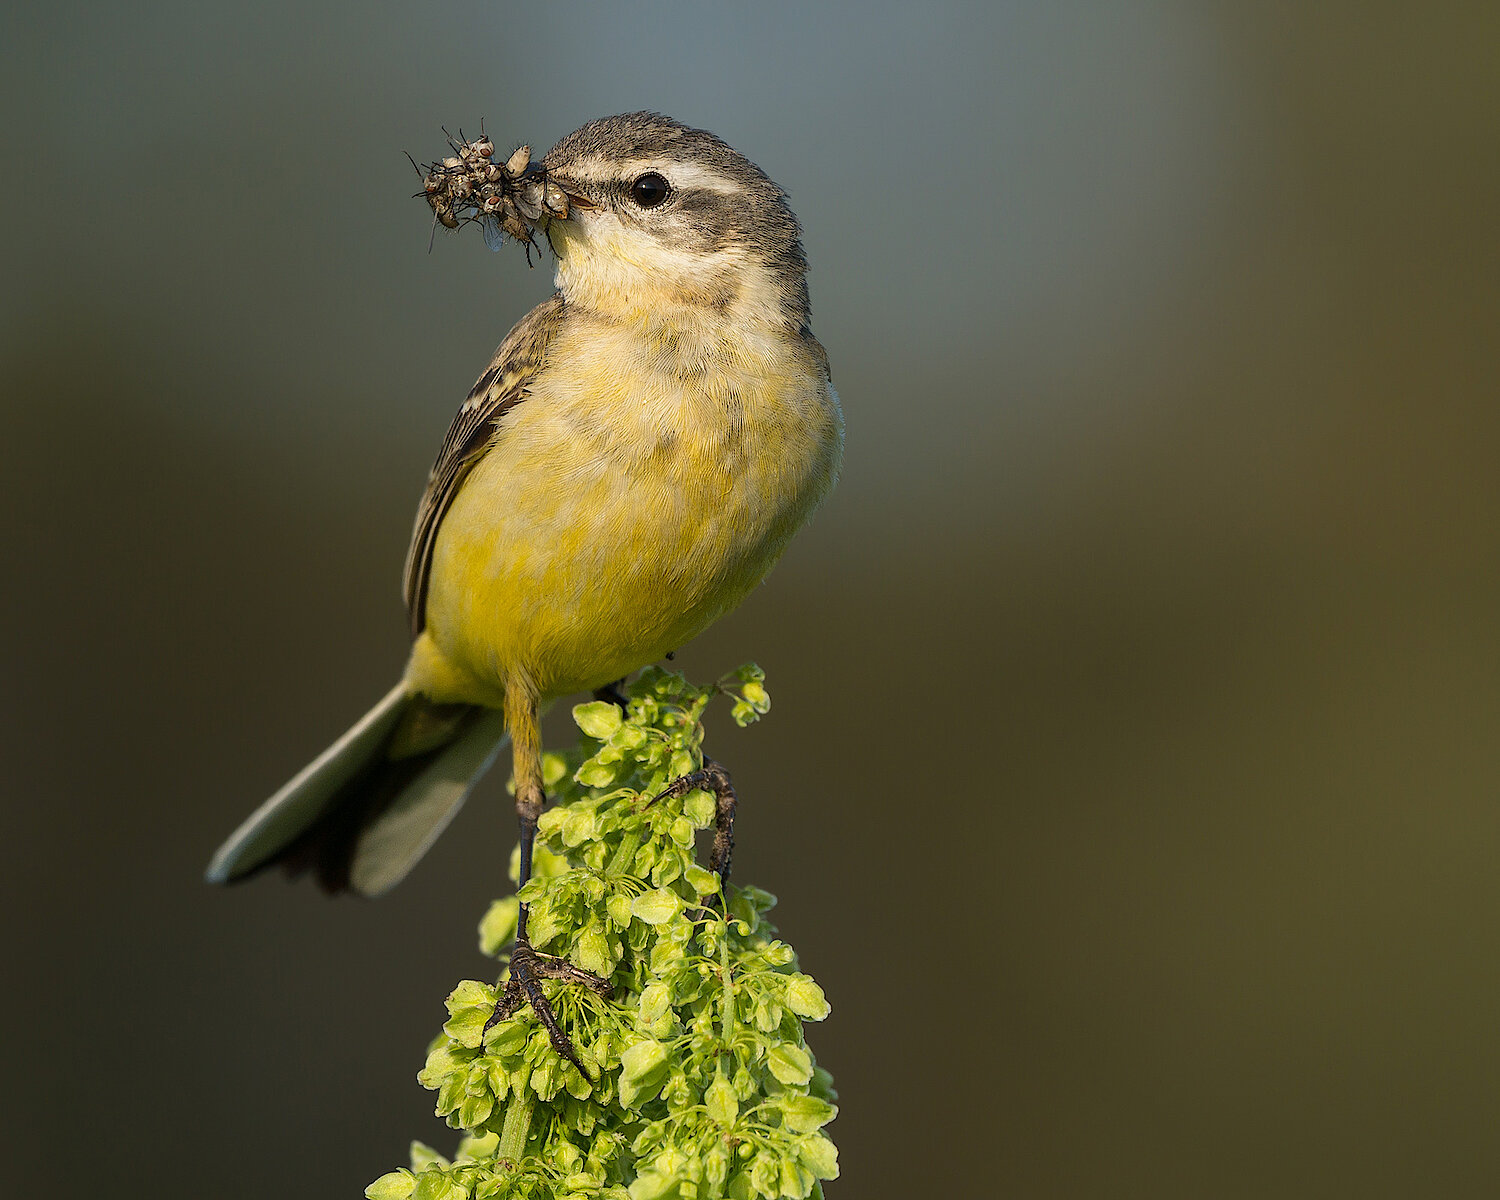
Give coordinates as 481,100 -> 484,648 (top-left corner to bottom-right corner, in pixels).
407,309 -> 842,706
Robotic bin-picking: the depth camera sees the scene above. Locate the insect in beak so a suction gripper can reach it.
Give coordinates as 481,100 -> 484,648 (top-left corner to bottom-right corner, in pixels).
412,129 -> 593,258
540,173 -> 595,217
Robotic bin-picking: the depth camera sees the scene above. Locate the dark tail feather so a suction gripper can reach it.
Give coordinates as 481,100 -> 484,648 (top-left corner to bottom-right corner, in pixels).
263,704 -> 480,893
206,688 -> 507,897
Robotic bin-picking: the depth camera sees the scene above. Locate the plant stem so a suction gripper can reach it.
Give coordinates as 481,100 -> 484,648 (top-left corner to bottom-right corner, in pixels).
498,1091 -> 535,1164
606,828 -> 642,878
718,908 -> 735,1048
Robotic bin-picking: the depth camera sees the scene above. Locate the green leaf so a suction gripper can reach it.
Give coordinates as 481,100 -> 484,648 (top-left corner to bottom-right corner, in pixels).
618,1038 -> 671,1108
564,1059 -> 595,1101
366,1170 -> 415,1200
798,1133 -> 839,1180
455,1131 -> 498,1162
408,1142 -> 449,1171
516,876 -> 546,904
483,1059 -> 509,1103
784,977 -> 830,1021
706,1072 -> 739,1126
413,1173 -> 469,1200
705,1143 -> 732,1189
533,845 -> 571,879
630,888 -> 681,926
685,865 -> 720,896
648,669 -> 687,699
576,758 -> 619,787
527,902 -> 567,950
418,1043 -> 462,1088
481,1019 -> 528,1056
682,791 -> 715,827
563,806 -> 598,848
726,1169 -> 756,1200
781,1157 -> 814,1200
637,982 -> 672,1025
611,724 -> 648,750
606,893 -> 634,930
443,1006 -> 490,1050
573,701 -> 623,740
537,807 -> 567,841
445,980 -> 495,1014
762,941 -> 795,967
750,1155 -> 780,1197
575,925 -> 616,977
458,1090 -> 493,1128
629,1164 -> 682,1200
781,1095 -> 837,1134
766,1043 -> 813,1086
650,852 -> 682,889
531,1053 -> 562,1101
435,1071 -> 466,1116
619,1039 -> 669,1085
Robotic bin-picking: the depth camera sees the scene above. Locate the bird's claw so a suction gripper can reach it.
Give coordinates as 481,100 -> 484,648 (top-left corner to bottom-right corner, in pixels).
650,759 -> 738,905
482,937 -> 612,1079
649,760 -> 732,808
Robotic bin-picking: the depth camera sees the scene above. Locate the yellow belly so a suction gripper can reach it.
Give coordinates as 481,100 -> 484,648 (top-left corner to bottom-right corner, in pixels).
404,317 -> 841,707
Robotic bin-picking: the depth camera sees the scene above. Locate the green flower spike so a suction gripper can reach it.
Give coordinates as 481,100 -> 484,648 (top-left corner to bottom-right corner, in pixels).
367,666 -> 838,1200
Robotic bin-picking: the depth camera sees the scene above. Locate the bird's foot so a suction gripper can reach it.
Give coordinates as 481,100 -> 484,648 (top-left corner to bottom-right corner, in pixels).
651,759 -> 733,808
651,759 -> 738,903
482,935 -> 613,1077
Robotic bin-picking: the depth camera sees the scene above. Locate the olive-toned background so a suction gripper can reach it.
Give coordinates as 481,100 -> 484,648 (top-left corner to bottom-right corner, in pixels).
4,4 -> 1498,1197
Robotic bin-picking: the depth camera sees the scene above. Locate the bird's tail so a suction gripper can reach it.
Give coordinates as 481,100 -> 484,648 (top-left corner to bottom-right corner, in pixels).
204,685 -> 507,897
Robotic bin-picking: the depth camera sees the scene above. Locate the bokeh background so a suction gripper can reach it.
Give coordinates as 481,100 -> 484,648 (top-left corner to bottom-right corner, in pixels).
4,3 -> 1499,1196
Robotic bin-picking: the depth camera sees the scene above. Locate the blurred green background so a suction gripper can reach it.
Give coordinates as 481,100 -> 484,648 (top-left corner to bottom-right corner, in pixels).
4,3 -> 1499,1196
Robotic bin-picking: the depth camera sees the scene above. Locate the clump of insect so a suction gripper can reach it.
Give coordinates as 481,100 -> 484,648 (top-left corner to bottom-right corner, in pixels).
410,125 -> 571,261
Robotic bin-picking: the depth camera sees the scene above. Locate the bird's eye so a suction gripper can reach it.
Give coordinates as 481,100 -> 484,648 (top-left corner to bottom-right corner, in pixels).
629,172 -> 671,208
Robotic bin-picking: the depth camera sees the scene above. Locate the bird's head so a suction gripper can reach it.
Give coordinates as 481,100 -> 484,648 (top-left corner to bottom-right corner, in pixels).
540,113 -> 810,334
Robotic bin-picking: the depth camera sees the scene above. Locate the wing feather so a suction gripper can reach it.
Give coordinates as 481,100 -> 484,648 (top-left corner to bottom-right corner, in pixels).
402,292 -> 567,634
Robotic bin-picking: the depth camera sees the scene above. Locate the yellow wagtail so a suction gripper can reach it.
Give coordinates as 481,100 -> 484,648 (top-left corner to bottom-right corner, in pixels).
206,112 -> 843,1061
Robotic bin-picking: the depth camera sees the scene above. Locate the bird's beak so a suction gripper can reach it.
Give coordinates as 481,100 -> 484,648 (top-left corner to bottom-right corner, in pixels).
538,170 -> 595,219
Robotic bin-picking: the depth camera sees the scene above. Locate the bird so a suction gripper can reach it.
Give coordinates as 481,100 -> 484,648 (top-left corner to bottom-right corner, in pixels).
205,112 -> 843,1061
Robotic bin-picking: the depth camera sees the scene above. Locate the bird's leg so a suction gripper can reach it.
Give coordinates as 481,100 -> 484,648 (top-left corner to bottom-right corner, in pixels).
483,688 -> 612,1075
651,758 -> 738,901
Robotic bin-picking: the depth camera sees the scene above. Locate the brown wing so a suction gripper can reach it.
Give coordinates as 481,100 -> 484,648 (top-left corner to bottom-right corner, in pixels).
402,293 -> 566,635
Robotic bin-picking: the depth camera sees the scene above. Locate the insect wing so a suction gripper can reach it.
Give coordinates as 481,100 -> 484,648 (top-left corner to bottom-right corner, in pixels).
480,213 -> 508,253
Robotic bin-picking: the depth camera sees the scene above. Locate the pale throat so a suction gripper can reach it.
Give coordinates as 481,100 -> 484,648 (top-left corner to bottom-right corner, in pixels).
549,223 -> 798,354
